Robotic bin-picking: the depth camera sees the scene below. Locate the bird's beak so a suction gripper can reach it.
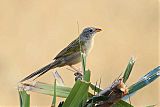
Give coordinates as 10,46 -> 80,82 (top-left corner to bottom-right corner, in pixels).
95,28 -> 102,32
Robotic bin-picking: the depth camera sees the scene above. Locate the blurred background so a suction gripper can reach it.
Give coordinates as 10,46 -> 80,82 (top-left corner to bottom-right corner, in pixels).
0,0 -> 159,107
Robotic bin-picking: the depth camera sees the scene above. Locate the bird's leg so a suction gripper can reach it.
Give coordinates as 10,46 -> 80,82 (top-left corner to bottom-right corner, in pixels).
69,65 -> 81,72
69,65 -> 83,75
66,67 -> 76,73
68,65 -> 83,81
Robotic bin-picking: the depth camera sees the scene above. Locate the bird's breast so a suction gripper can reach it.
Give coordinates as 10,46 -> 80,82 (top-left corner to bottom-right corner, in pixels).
83,38 -> 94,55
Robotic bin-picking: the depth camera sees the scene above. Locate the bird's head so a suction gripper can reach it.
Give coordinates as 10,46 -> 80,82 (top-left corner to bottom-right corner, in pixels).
80,27 -> 102,39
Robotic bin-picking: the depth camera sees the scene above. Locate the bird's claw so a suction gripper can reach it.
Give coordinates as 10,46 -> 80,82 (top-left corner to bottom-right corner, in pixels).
74,71 -> 83,81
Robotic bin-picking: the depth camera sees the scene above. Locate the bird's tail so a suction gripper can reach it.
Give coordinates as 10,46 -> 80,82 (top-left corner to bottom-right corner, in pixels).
20,61 -> 58,82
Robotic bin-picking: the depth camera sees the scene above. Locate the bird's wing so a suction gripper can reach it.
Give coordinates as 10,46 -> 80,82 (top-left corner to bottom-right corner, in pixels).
54,38 -> 85,60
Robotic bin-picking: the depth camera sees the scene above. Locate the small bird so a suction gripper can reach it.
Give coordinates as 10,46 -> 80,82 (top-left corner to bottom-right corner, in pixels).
20,27 -> 102,82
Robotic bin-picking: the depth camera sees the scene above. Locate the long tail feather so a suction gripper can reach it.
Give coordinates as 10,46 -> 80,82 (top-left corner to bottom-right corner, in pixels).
20,62 -> 57,82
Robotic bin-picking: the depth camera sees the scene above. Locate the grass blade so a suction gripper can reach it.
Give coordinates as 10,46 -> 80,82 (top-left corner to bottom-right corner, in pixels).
83,69 -> 91,82
90,83 -> 103,92
51,80 -> 56,107
22,82 -> 71,98
62,80 -> 90,107
123,57 -> 135,83
35,82 -> 71,92
81,53 -> 86,76
19,90 -> 30,107
53,71 -> 64,86
128,66 -> 160,94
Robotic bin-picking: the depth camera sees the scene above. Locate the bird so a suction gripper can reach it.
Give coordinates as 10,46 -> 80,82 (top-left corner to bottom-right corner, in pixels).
20,27 -> 102,82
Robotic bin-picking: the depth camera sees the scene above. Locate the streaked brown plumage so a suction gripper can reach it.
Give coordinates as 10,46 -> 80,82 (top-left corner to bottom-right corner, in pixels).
20,27 -> 102,82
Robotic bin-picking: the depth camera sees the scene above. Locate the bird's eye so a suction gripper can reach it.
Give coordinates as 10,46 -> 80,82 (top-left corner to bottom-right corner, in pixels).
89,29 -> 93,32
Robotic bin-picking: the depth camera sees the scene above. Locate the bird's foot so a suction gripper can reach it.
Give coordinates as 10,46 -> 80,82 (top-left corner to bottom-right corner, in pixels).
67,65 -> 83,81
74,71 -> 83,81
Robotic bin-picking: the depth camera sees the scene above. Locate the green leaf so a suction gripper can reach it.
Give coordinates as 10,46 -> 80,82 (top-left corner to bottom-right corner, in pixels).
23,82 -> 71,98
113,100 -> 134,107
123,57 -> 135,83
90,83 -> 102,93
62,80 -> 90,107
51,80 -> 56,107
81,53 -> 86,76
128,66 -> 160,94
82,69 -> 91,105
22,82 -> 94,99
83,69 -> 91,82
19,90 -> 30,107
35,82 -> 71,94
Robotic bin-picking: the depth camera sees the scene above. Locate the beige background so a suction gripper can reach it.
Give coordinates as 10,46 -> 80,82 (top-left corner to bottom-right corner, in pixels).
0,0 -> 159,107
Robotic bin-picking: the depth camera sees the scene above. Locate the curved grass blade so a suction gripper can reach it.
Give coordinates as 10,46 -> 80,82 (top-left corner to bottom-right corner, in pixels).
53,71 -> 64,86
